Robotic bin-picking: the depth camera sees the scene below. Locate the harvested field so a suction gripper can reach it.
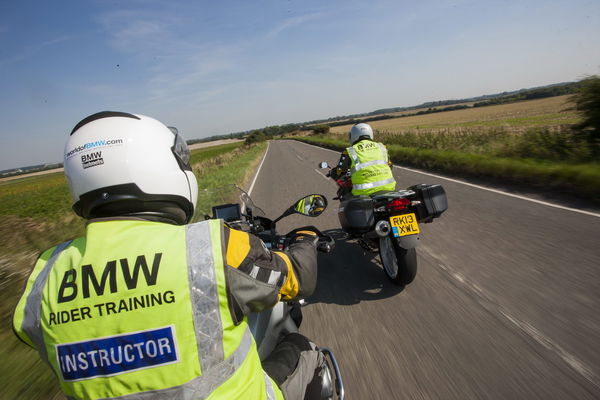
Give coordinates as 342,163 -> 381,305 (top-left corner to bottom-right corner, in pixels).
188,138 -> 243,150
330,95 -> 579,134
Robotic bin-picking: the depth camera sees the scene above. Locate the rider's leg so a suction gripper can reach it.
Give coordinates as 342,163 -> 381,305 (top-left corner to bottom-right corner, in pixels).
262,333 -> 323,400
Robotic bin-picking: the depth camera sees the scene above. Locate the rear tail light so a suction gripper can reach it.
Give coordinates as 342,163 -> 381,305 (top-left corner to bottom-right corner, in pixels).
386,198 -> 410,211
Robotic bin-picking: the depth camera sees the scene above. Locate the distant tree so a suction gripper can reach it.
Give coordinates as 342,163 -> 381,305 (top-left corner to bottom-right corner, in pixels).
312,124 -> 330,135
244,130 -> 266,145
571,75 -> 600,142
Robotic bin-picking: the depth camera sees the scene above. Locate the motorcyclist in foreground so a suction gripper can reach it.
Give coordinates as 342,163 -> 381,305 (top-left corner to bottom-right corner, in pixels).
13,111 -> 322,400
330,123 -> 396,199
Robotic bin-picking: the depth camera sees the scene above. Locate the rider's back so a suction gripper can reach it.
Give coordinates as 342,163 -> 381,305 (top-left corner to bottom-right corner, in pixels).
13,218 -> 279,399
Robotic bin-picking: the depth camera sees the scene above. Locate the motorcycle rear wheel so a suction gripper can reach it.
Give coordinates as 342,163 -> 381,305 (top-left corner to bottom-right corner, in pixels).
379,235 -> 417,285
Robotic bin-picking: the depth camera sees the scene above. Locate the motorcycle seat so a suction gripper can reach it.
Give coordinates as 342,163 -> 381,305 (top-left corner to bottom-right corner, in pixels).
370,191 -> 402,201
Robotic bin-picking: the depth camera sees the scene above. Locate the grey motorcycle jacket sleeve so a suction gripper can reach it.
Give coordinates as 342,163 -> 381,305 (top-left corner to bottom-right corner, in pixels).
222,225 -> 318,324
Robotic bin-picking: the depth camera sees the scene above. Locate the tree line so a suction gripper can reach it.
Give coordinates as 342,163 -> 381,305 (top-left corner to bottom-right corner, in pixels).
189,79 -> 597,147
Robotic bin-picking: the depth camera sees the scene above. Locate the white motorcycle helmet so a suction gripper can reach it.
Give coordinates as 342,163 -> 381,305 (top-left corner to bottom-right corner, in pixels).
349,123 -> 374,145
64,111 -> 198,224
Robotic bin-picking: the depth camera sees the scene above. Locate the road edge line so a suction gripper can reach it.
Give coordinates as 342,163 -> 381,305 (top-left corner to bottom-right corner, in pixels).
292,140 -> 600,218
248,141 -> 270,196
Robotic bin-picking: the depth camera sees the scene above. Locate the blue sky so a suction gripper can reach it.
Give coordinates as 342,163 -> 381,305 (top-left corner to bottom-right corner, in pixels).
1,0 -> 599,170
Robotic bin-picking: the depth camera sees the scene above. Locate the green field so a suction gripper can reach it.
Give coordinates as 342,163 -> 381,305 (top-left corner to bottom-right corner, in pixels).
0,141 -> 265,400
189,141 -> 244,165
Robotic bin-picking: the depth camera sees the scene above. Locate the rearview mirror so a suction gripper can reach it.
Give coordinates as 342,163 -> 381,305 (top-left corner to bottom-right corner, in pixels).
293,194 -> 328,217
319,162 -> 329,169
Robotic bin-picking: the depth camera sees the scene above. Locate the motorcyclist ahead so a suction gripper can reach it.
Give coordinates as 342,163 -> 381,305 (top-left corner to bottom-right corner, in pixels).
12,111 -> 323,400
330,123 -> 396,198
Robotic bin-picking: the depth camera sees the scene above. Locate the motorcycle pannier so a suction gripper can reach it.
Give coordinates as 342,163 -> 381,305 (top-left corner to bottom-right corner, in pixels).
408,184 -> 448,222
338,196 -> 375,234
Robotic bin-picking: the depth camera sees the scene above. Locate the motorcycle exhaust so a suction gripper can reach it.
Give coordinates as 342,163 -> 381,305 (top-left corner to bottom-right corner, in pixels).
375,220 -> 391,237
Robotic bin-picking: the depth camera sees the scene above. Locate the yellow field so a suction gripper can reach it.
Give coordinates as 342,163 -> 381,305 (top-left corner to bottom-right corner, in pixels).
330,95 -> 579,134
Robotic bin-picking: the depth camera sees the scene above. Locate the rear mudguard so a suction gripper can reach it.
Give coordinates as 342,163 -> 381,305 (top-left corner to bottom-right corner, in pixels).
396,233 -> 419,249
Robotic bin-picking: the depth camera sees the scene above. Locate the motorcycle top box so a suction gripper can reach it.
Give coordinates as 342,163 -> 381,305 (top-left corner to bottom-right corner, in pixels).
408,184 -> 448,223
338,196 -> 375,235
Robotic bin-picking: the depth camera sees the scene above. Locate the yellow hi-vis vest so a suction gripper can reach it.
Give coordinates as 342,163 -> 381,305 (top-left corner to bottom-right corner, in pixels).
347,140 -> 396,196
13,219 -> 283,400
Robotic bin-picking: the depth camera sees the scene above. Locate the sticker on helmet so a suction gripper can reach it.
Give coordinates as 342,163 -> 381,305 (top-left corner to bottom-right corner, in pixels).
66,138 -> 124,159
81,151 -> 104,169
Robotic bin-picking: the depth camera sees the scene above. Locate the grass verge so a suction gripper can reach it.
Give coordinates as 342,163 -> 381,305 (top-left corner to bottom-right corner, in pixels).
188,141 -> 244,165
293,136 -> 600,202
193,142 -> 266,220
0,141 -> 266,400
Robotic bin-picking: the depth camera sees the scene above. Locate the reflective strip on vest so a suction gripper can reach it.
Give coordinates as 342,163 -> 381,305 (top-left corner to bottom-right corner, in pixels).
350,159 -> 387,175
347,141 -> 396,195
347,146 -> 359,164
94,328 -> 254,400
21,240 -> 73,366
378,143 -> 388,162
353,177 -> 396,190
347,142 -> 389,170
186,222 -> 225,371
264,372 -> 277,400
18,220 -> 272,400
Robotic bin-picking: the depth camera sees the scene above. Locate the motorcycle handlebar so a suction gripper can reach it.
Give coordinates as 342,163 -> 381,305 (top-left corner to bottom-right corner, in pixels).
284,226 -> 335,254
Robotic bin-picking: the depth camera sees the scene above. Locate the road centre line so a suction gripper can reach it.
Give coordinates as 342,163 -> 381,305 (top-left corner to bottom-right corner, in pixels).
248,141 -> 270,196
293,140 -> 600,218
314,169 -> 330,180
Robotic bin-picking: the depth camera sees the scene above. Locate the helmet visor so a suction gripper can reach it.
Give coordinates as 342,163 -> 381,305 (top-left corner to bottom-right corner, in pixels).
169,127 -> 191,170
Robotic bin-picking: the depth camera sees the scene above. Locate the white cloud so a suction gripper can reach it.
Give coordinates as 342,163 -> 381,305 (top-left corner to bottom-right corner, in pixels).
82,83 -> 128,97
95,8 -> 245,109
97,10 -> 176,54
266,13 -> 325,39
0,35 -> 73,67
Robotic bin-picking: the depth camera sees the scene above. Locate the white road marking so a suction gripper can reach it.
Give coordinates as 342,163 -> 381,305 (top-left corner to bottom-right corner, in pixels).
248,141 -> 270,196
314,168 -> 330,180
392,164 -> 600,218
293,140 -> 600,218
421,245 -> 600,390
289,139 -> 600,388
499,311 -> 599,389
274,139 -> 600,389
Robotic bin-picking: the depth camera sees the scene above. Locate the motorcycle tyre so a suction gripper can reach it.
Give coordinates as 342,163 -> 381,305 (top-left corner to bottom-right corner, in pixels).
379,235 -> 417,285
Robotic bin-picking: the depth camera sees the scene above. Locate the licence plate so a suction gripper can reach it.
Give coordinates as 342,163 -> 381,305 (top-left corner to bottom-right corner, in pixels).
389,213 -> 420,237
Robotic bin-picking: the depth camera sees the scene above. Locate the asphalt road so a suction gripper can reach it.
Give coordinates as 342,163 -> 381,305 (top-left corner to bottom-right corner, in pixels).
249,140 -> 600,400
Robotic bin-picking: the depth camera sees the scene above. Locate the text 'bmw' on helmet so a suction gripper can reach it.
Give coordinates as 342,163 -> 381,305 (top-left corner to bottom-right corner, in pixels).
64,111 -> 198,224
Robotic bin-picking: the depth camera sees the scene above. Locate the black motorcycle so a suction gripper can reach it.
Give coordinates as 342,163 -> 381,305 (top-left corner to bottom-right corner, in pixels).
202,185 -> 344,400
319,162 -> 448,286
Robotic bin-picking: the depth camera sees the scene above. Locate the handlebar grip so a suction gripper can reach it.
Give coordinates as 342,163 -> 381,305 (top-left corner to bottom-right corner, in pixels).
282,227 -> 335,253
317,235 -> 335,253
